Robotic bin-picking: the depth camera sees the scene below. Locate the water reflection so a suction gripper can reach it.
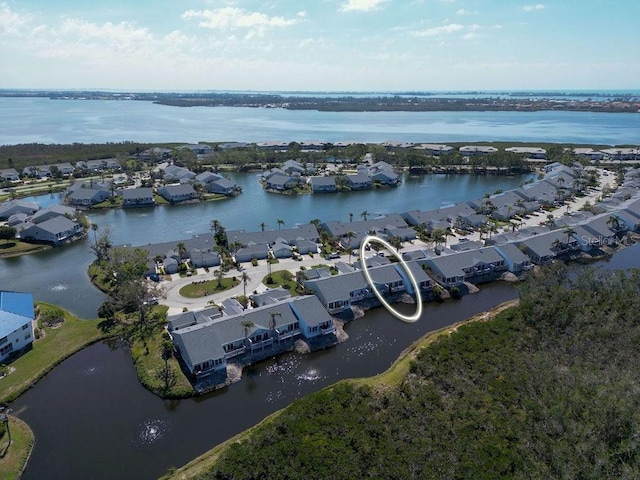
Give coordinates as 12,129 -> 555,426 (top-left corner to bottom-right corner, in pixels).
16,281 -> 522,480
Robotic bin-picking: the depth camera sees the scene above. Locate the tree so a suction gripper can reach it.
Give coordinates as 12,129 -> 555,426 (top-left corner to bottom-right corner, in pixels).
241,271 -> 251,308
161,337 -> 174,365
214,225 -> 227,248
546,213 -> 556,228
91,222 -> 99,243
349,212 -> 354,223
0,406 -> 11,448
269,312 -> 282,341
0,225 -> 16,243
276,219 -> 285,230
107,246 -> 149,286
177,242 -> 187,259
343,231 -> 356,263
211,219 -> 221,236
89,225 -> 113,263
607,215 -> 620,232
259,222 -> 267,232
432,228 -> 446,249
389,235 -> 403,253
214,268 -> 225,288
155,364 -> 177,392
112,277 -> 164,327
240,319 -> 255,346
564,227 -> 576,246
360,211 -> 369,221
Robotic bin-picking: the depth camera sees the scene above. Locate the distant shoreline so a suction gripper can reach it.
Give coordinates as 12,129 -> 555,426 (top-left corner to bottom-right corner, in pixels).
0,90 -> 638,114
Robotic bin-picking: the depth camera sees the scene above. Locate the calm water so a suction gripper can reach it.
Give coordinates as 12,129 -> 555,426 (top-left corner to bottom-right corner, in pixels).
3,97 -> 639,479
14,282 -> 519,480
2,171 -> 533,318
1,97 -> 639,145
13,243 -> 640,480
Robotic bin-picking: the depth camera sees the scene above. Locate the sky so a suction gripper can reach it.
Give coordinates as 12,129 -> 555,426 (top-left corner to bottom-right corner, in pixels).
1,0 -> 639,92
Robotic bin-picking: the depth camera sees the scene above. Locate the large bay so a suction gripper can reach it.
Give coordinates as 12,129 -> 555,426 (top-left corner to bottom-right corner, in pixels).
1,97 -> 639,145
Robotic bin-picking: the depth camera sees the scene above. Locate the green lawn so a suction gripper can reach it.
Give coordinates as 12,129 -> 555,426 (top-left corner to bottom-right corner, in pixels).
0,305 -> 106,404
179,277 -> 240,298
0,416 -> 34,480
261,270 -> 300,294
154,194 -> 170,205
130,322 -> 196,398
0,241 -> 50,258
92,196 -> 122,208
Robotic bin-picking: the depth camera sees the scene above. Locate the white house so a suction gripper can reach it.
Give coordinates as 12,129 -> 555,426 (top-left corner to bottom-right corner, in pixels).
0,291 -> 35,362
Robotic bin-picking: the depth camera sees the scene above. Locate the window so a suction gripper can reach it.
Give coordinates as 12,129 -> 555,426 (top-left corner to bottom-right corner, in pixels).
22,324 -> 30,330
25,333 -> 31,340
1,344 -> 12,355
0,336 -> 7,346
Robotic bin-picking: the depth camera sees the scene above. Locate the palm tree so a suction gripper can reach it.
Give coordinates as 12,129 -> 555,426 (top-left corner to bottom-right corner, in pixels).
241,271 -> 251,309
607,215 -> 620,232
269,312 -> 282,342
564,227 -> 576,246
211,219 -> 221,236
229,241 -> 244,258
546,213 -> 556,228
240,319 -> 255,348
360,210 -> 369,221
343,231 -> 356,262
176,242 -> 187,259
389,235 -> 403,253
276,219 -> 285,230
349,212 -> 354,223
259,222 -> 267,232
432,228 -> 446,249
91,223 -> 99,243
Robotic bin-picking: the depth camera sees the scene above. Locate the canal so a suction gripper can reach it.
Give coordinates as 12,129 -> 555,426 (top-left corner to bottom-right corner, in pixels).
1,171 -> 534,319
12,243 -> 640,480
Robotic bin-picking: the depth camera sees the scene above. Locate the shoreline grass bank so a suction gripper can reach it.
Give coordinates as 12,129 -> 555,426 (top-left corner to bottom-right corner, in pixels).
0,304 -> 107,404
0,415 -> 35,480
161,299 -> 518,480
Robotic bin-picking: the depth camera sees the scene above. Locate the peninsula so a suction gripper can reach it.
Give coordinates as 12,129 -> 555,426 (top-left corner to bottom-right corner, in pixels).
1,89 -> 638,113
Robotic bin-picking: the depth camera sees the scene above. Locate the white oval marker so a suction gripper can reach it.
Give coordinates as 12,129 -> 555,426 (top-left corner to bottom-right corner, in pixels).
359,235 -> 423,323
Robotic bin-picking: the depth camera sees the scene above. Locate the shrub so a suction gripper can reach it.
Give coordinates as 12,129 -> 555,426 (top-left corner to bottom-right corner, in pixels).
39,304 -> 66,326
251,258 -> 258,266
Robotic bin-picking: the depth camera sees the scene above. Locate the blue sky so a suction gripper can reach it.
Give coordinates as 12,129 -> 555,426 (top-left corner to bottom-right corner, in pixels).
1,0 -> 638,91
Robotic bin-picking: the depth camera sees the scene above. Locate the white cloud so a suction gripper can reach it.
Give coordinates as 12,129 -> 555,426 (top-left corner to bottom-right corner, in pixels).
339,0 -> 388,13
523,4 -> 545,12
182,7 -> 298,30
0,3 -> 33,35
462,32 -> 480,40
456,9 -> 478,15
411,23 -> 463,37
57,19 -> 152,44
297,11 -> 307,17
